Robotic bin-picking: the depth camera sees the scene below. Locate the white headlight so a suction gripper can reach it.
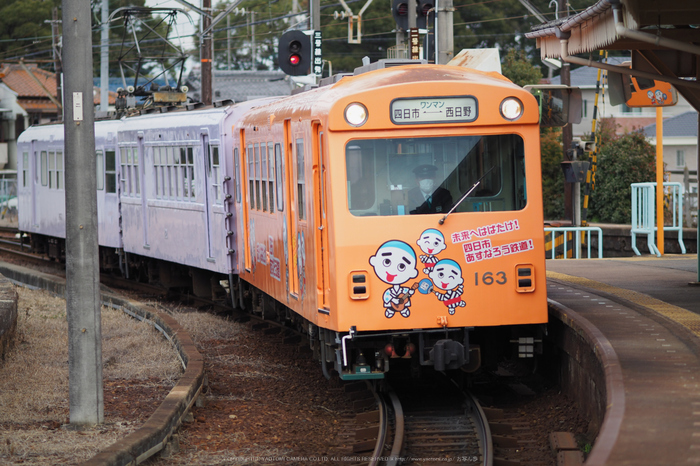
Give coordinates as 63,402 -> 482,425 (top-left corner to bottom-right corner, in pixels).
345,103 -> 368,126
500,97 -> 523,121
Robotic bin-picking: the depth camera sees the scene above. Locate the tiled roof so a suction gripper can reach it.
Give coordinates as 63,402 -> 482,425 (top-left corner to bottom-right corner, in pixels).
0,63 -> 57,98
0,64 -> 116,109
643,111 -> 699,138
19,99 -> 59,113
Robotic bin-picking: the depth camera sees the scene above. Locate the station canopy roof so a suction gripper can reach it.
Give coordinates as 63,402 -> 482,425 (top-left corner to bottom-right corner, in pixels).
524,0 -> 700,109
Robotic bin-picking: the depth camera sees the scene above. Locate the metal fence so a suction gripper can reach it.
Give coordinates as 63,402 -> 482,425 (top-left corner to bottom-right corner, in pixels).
544,226 -> 604,259
631,182 -> 685,257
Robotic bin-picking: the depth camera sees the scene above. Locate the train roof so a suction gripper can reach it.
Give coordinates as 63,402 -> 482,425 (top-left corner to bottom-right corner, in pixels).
117,96 -> 284,139
240,64 -> 539,128
17,119 -> 123,144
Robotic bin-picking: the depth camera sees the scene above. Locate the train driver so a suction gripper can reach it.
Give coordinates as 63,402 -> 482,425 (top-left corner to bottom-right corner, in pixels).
408,164 -> 452,215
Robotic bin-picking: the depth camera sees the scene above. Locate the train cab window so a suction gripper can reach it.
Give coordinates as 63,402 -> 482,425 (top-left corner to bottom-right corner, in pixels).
234,148 -> 241,203
261,143 -> 268,211
274,143 -> 284,211
105,150 -> 116,193
153,147 -> 161,197
22,152 -> 28,187
296,139 -> 305,220
96,150 -> 104,190
267,142 -> 275,213
40,151 -> 48,186
346,134 -> 526,216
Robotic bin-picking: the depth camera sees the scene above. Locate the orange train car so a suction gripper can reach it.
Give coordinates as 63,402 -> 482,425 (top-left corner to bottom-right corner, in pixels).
231,60 -> 548,380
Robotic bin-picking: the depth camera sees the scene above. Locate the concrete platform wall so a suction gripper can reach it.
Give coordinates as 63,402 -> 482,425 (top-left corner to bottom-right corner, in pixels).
0,275 -> 18,362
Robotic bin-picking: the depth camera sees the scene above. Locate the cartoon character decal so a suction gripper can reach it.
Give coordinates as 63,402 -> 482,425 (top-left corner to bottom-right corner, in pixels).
428,259 -> 466,315
369,240 -> 419,318
416,228 -> 446,274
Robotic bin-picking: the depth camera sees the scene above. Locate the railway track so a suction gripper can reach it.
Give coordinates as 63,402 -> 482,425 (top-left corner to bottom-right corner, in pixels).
349,372 -> 492,465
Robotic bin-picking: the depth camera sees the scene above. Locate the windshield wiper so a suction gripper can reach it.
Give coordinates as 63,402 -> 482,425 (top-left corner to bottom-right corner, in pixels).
438,166 -> 496,225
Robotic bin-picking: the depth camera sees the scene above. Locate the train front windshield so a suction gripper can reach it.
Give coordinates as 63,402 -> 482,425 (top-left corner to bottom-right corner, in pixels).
346,134 -> 526,216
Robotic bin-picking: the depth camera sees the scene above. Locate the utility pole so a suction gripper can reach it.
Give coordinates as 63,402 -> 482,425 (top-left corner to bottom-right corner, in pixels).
201,0 -> 212,105
100,0 -> 109,113
559,0 -> 574,224
61,0 -> 104,426
51,8 -> 62,111
310,0 -> 321,30
436,0 -> 454,64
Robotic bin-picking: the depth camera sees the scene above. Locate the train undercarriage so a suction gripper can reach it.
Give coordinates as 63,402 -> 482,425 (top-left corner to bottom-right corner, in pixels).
25,233 -> 545,381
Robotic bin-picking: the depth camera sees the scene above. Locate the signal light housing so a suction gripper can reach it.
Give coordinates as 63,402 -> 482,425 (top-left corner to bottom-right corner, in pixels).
278,30 -> 311,76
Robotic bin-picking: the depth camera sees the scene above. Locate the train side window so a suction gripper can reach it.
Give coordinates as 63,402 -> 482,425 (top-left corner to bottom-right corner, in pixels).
152,147 -> 160,198
133,147 -> 140,197
210,145 -> 221,204
120,148 -> 128,195
261,143 -> 268,211
296,138 -> 305,220
247,144 -> 254,210
274,143 -> 284,211
96,150 -> 104,190
40,151 -> 48,187
169,147 -> 178,199
48,151 -> 55,188
56,151 -> 63,190
188,147 -> 195,200
267,142 -> 275,213
234,148 -> 241,203
254,143 -> 261,211
105,150 -> 116,193
22,152 -> 28,187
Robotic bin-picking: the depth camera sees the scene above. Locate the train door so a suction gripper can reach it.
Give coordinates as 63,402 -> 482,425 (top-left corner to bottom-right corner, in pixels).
239,129 -> 252,271
312,122 -> 330,312
138,133 -> 149,247
283,119 -> 299,296
200,130 -> 214,259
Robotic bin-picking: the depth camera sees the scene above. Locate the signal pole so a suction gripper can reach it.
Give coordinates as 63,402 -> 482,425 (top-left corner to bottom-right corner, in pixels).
559,0 -> 574,224
62,0 -> 104,426
201,0 -> 212,105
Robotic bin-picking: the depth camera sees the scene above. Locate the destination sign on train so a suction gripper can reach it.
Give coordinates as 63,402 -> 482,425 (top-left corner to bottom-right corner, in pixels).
390,96 -> 478,124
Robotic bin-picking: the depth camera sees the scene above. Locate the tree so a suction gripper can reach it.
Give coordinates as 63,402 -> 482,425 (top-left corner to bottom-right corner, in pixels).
0,0 -> 60,65
540,127 -> 565,220
586,118 -> 656,224
501,49 -> 542,87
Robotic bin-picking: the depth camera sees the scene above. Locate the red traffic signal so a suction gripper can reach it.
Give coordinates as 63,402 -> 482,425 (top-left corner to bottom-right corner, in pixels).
279,30 -> 310,76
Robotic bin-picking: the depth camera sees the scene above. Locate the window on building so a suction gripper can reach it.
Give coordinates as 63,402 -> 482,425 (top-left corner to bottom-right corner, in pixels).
677,150 -> 685,168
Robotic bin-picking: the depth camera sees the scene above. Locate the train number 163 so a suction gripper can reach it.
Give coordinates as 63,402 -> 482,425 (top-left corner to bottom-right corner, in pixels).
474,271 -> 507,285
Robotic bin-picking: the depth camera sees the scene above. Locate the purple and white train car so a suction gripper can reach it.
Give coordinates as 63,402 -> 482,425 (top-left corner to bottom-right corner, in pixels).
115,99 -> 280,291
17,119 -> 123,262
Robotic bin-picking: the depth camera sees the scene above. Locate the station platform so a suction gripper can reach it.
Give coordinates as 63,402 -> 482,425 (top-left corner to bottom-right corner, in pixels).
546,255 -> 700,465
